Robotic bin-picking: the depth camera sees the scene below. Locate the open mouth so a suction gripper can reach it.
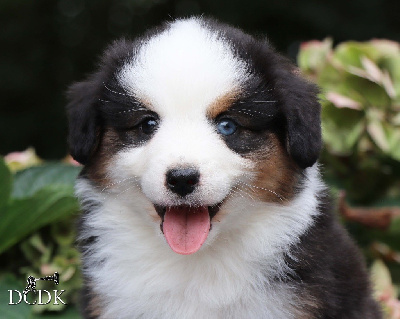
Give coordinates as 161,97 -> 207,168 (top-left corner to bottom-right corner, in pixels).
155,204 -> 221,255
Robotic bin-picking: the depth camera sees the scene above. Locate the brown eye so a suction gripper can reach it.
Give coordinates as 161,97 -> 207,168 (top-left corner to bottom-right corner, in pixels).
140,117 -> 159,134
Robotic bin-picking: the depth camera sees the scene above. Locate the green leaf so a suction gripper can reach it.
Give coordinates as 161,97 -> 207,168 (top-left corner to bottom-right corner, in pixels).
370,259 -> 395,298
12,164 -> 81,199
367,119 -> 400,160
325,91 -> 361,110
315,61 -> 345,89
322,103 -> 364,154
318,74 -> 368,107
0,274 -> 82,318
0,157 -> 12,209
339,74 -> 392,108
333,42 -> 379,69
385,125 -> 400,161
367,120 -> 390,152
370,39 -> 400,58
389,217 -> 400,236
0,274 -> 31,319
32,307 -> 82,319
380,56 -> 400,100
297,38 -> 332,73
0,185 -> 79,254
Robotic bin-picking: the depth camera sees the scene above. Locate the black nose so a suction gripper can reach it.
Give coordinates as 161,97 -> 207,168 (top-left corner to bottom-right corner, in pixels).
166,168 -> 200,197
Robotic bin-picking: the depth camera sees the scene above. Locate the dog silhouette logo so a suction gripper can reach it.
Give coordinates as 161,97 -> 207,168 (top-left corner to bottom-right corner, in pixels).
8,272 -> 66,306
23,272 -> 59,295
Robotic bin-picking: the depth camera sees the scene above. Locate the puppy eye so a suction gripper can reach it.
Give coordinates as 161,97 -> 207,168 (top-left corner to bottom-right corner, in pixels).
140,117 -> 159,134
216,119 -> 237,136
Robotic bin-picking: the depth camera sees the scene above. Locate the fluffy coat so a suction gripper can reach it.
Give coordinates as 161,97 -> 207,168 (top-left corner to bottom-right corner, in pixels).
67,17 -> 382,319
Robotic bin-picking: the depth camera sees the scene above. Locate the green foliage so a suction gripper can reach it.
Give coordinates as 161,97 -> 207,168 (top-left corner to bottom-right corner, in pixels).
0,156 -> 82,317
298,39 -> 400,203
0,274 -> 31,319
0,273 -> 81,319
299,39 -> 400,318
0,275 -> 81,318
0,155 -> 12,209
12,164 -> 79,198
0,159 -> 81,254
19,228 -> 82,314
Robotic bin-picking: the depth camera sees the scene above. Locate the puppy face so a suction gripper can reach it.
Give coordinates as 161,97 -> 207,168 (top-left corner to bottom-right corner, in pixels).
67,18 -> 321,255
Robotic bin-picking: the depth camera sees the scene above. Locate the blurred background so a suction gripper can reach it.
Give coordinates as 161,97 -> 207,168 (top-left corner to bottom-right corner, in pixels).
1,0 -> 400,318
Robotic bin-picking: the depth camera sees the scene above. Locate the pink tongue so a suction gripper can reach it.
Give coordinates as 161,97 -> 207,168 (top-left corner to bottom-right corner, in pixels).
163,206 -> 210,255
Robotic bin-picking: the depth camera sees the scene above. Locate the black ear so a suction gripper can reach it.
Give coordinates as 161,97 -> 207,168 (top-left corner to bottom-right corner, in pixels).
278,70 -> 322,169
66,80 -> 101,165
65,40 -> 135,165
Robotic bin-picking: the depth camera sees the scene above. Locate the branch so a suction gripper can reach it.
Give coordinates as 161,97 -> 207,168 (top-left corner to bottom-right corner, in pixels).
338,191 -> 400,230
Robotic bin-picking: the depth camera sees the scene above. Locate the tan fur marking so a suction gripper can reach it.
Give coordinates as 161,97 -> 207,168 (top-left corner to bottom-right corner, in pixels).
247,134 -> 299,203
146,205 -> 162,222
88,293 -> 103,318
296,293 -> 321,319
212,208 -> 229,222
207,90 -> 240,118
85,128 -> 120,188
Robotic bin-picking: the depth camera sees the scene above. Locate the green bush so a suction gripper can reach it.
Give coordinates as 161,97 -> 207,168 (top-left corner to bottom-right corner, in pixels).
0,155 -> 82,318
299,39 -> 400,318
298,39 -> 400,203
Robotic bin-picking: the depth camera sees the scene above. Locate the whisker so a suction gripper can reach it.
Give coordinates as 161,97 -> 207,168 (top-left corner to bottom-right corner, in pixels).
103,83 -> 135,97
116,108 -> 148,114
100,180 -> 140,201
229,185 -> 247,200
238,181 -> 286,202
224,187 -> 256,207
237,185 -> 257,202
101,176 -> 139,193
226,88 -> 275,101
115,183 -> 140,198
237,100 -> 277,105
230,184 -> 257,204
236,110 -> 256,117
237,109 -> 274,117
252,89 -> 274,94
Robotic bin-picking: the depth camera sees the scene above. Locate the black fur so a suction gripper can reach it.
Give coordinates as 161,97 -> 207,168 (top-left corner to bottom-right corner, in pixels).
66,39 -> 137,164
203,18 -> 322,168
67,19 -> 321,169
284,191 -> 382,318
67,17 -> 381,318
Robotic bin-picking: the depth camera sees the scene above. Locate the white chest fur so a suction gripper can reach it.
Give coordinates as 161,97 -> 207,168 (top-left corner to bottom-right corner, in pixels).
76,166 -> 323,319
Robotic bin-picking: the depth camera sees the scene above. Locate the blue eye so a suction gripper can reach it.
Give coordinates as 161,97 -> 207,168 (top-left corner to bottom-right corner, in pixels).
140,118 -> 159,134
217,119 -> 237,136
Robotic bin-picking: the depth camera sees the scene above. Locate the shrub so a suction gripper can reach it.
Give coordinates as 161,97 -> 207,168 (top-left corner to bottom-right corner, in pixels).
299,39 -> 400,318
298,39 -> 400,203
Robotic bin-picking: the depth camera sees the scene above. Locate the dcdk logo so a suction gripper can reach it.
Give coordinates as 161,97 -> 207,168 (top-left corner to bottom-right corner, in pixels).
8,272 -> 66,305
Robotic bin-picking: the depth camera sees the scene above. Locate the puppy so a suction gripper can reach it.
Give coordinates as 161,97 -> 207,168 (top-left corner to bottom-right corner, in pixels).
67,17 -> 382,319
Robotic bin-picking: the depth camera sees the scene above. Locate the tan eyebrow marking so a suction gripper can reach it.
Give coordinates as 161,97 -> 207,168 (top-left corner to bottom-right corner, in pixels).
206,89 -> 241,118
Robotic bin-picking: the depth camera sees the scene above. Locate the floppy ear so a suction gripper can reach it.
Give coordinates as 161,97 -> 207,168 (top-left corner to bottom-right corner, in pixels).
66,79 -> 101,165
278,70 -> 322,169
65,39 -> 136,165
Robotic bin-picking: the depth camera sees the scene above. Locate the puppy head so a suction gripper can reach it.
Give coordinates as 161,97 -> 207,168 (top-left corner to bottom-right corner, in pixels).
67,18 -> 321,255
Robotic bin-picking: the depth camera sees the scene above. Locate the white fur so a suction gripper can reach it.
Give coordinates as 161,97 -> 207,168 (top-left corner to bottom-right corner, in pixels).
118,18 -> 250,117
113,116 -> 253,208
115,18 -> 254,209
76,165 -> 324,319
76,18 -> 324,319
